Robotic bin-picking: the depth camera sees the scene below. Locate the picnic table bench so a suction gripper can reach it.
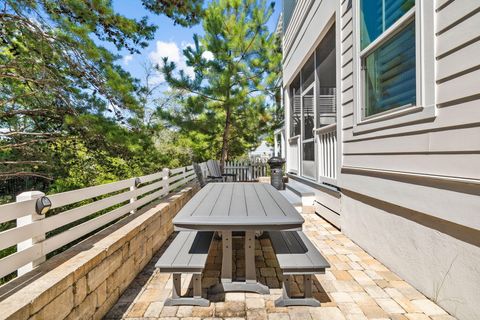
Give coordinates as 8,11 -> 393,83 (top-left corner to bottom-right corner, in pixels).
269,230 -> 330,306
155,231 -> 214,306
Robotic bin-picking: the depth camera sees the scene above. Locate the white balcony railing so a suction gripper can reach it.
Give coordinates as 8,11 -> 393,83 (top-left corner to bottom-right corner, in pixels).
315,123 -> 337,184
0,163 -> 201,280
288,136 -> 300,174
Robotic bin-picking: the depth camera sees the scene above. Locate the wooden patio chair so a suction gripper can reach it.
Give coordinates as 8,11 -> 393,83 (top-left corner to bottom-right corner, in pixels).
206,160 -> 237,182
193,162 -> 223,187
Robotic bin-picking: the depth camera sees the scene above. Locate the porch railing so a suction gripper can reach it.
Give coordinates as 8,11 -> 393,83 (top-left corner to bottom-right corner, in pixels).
0,163 -> 200,281
287,136 -> 300,174
224,160 -> 267,181
315,123 -> 337,184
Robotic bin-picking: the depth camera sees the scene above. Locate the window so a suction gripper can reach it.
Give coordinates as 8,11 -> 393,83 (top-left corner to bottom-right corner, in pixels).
360,0 -> 415,49
301,55 -> 315,90
360,0 -> 416,118
315,25 -> 336,127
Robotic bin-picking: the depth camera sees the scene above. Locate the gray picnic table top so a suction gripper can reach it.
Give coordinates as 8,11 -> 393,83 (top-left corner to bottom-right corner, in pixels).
173,182 -> 304,231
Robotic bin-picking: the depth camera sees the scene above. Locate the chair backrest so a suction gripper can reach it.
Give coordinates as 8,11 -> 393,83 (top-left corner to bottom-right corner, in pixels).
193,162 -> 207,187
206,159 -> 222,177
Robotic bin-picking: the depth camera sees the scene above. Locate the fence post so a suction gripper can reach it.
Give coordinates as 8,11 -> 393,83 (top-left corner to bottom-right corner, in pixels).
181,166 -> 187,186
130,177 -> 141,214
163,168 -> 170,194
16,191 -> 46,276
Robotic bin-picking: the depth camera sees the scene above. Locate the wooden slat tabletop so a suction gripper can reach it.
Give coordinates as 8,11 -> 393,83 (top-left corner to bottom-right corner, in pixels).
173,183 -> 304,231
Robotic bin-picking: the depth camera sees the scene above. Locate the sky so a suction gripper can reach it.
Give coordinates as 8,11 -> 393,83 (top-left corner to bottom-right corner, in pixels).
110,0 -> 281,88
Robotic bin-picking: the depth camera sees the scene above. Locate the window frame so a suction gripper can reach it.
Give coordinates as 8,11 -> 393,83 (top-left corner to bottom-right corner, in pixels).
352,0 -> 436,136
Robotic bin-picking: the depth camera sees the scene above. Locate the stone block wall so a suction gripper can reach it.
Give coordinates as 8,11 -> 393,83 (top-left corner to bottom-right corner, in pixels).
0,183 -> 200,320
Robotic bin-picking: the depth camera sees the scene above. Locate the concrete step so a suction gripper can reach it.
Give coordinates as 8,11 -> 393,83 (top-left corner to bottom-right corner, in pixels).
285,179 -> 316,198
279,189 -> 302,209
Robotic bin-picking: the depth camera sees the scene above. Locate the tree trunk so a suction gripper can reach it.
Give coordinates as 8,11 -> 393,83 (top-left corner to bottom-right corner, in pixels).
220,105 -> 231,172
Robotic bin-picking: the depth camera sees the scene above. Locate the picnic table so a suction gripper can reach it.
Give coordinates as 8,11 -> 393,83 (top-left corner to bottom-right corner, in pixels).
172,182 -> 305,293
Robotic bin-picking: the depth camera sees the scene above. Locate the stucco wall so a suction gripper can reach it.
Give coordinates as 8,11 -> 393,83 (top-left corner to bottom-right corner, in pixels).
341,192 -> 480,320
0,183 -> 200,320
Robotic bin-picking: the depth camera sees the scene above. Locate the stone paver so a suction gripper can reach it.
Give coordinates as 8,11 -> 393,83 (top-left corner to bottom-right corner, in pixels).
106,210 -> 454,320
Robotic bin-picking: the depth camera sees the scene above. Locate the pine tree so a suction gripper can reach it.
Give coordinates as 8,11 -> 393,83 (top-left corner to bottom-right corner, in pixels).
0,0 -> 203,196
160,0 -> 282,169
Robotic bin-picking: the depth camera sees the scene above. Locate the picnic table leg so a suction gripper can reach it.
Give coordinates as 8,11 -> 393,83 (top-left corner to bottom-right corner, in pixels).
221,230 -> 232,284
210,230 -> 269,294
245,230 -> 256,284
172,273 -> 181,299
244,230 -> 269,293
193,273 -> 202,298
165,273 -> 210,307
275,274 -> 320,307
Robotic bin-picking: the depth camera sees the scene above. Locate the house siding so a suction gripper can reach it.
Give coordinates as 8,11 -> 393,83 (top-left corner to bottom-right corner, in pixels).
283,1 -> 480,319
338,1 -> 480,319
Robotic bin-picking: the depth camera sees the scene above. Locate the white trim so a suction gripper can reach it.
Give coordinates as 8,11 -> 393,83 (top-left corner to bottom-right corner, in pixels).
359,7 -> 416,57
352,0 -> 437,136
313,123 -> 336,134
336,3 -> 342,189
352,105 -> 435,134
288,135 -> 300,143
341,165 -> 480,186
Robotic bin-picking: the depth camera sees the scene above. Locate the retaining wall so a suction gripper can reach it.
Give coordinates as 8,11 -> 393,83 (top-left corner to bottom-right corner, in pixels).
0,183 -> 200,320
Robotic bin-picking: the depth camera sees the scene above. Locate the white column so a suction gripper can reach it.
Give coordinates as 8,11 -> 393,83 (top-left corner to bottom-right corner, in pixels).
16,191 -> 46,276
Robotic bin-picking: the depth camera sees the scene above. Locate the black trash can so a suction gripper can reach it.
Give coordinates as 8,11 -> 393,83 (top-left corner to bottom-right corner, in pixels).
267,156 -> 286,190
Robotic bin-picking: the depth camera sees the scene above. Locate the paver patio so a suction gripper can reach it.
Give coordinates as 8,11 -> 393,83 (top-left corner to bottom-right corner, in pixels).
106,210 -> 455,320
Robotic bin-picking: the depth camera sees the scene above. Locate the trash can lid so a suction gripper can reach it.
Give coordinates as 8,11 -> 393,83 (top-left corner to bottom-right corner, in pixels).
267,156 -> 286,166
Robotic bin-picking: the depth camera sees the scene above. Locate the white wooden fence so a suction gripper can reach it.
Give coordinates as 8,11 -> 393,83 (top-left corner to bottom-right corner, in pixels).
224,160 -> 267,181
0,164 -> 199,280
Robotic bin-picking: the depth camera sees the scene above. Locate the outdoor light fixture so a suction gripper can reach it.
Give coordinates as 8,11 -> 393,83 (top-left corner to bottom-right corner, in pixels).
134,177 -> 141,188
35,196 -> 52,215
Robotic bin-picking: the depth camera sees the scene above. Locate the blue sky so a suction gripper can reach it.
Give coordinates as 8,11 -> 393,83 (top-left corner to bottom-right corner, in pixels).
111,0 -> 281,87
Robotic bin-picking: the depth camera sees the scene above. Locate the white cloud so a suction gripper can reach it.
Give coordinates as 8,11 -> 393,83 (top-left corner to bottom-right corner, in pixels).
122,54 -> 133,65
148,41 -> 195,83
202,50 -> 214,61
149,41 -> 180,66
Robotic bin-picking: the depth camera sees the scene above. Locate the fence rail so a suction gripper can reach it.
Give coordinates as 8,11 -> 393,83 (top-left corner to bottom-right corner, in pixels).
224,160 -> 267,181
0,163 -> 198,280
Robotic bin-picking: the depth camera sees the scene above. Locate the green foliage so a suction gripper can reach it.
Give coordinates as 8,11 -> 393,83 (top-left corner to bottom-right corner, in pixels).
0,0 -> 205,284
159,0 -> 282,166
142,0 -> 204,26
0,0 -> 203,198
